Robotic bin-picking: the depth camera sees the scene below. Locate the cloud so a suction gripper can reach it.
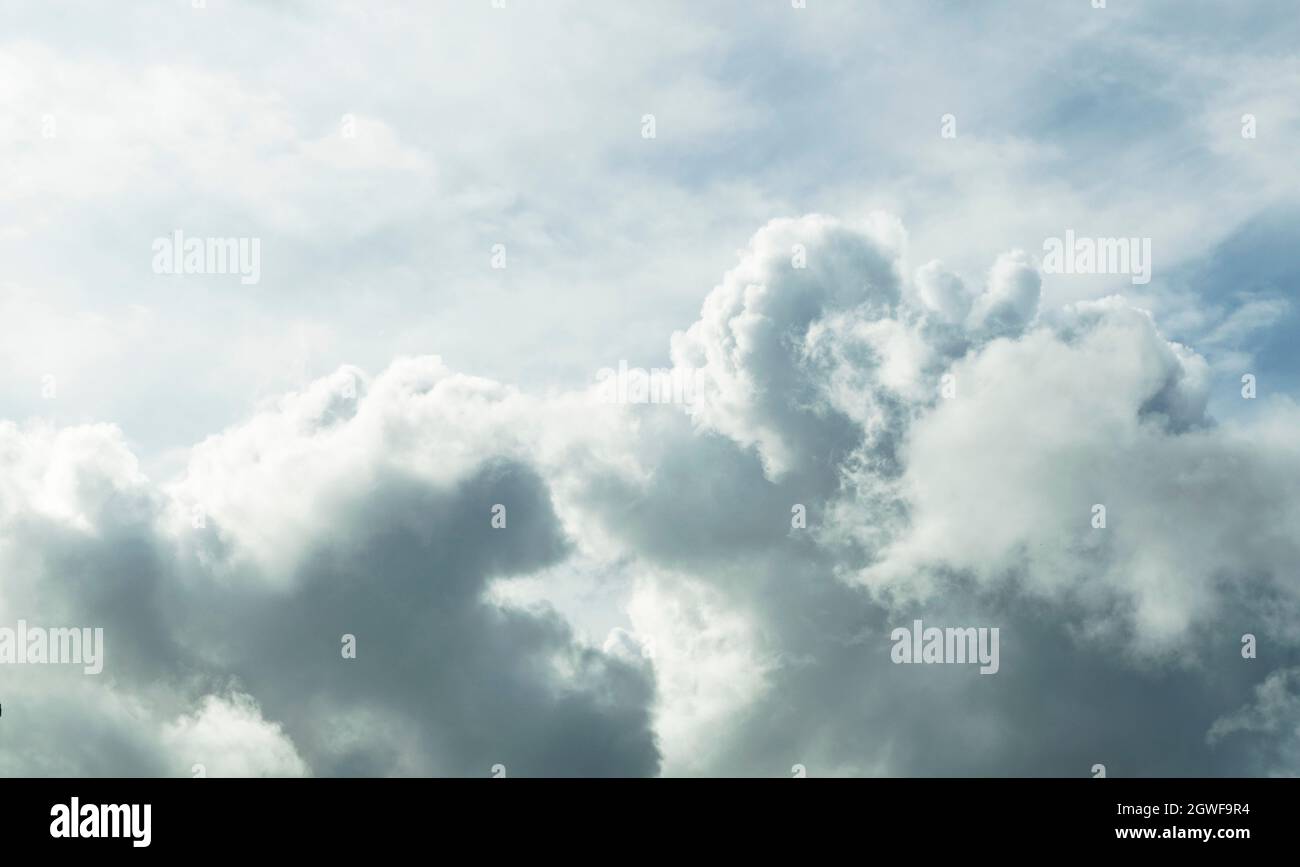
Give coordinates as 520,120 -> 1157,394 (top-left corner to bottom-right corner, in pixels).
1208,667 -> 1300,775
0,361 -> 659,777
3,211 -> 1299,778
913,261 -> 971,324
967,250 -> 1042,336
4,0 -> 1300,780
669,213 -> 906,480
0,42 -> 432,237
545,214 -> 1300,775
0,676 -> 304,778
161,692 -> 310,778
859,296 -> 1300,659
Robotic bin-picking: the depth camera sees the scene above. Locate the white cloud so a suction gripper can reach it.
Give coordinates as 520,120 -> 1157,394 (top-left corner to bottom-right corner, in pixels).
967,250 -> 1042,335
162,692 -> 310,778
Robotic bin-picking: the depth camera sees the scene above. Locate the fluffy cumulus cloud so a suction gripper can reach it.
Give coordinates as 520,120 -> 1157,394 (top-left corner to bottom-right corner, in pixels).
0,363 -> 659,776
3,211 -> 1297,777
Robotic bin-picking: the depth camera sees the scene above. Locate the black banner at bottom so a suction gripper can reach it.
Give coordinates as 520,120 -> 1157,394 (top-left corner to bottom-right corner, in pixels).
2,778 -> 1287,854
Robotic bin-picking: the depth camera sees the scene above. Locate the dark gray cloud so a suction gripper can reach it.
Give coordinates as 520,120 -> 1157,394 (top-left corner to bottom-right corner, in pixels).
0,391 -> 660,776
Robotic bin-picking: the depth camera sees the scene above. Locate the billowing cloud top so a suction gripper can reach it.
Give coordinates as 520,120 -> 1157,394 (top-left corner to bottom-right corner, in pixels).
3,210 -> 1298,777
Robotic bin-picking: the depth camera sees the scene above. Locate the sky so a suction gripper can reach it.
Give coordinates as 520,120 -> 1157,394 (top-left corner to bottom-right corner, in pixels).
0,0 -> 1298,777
